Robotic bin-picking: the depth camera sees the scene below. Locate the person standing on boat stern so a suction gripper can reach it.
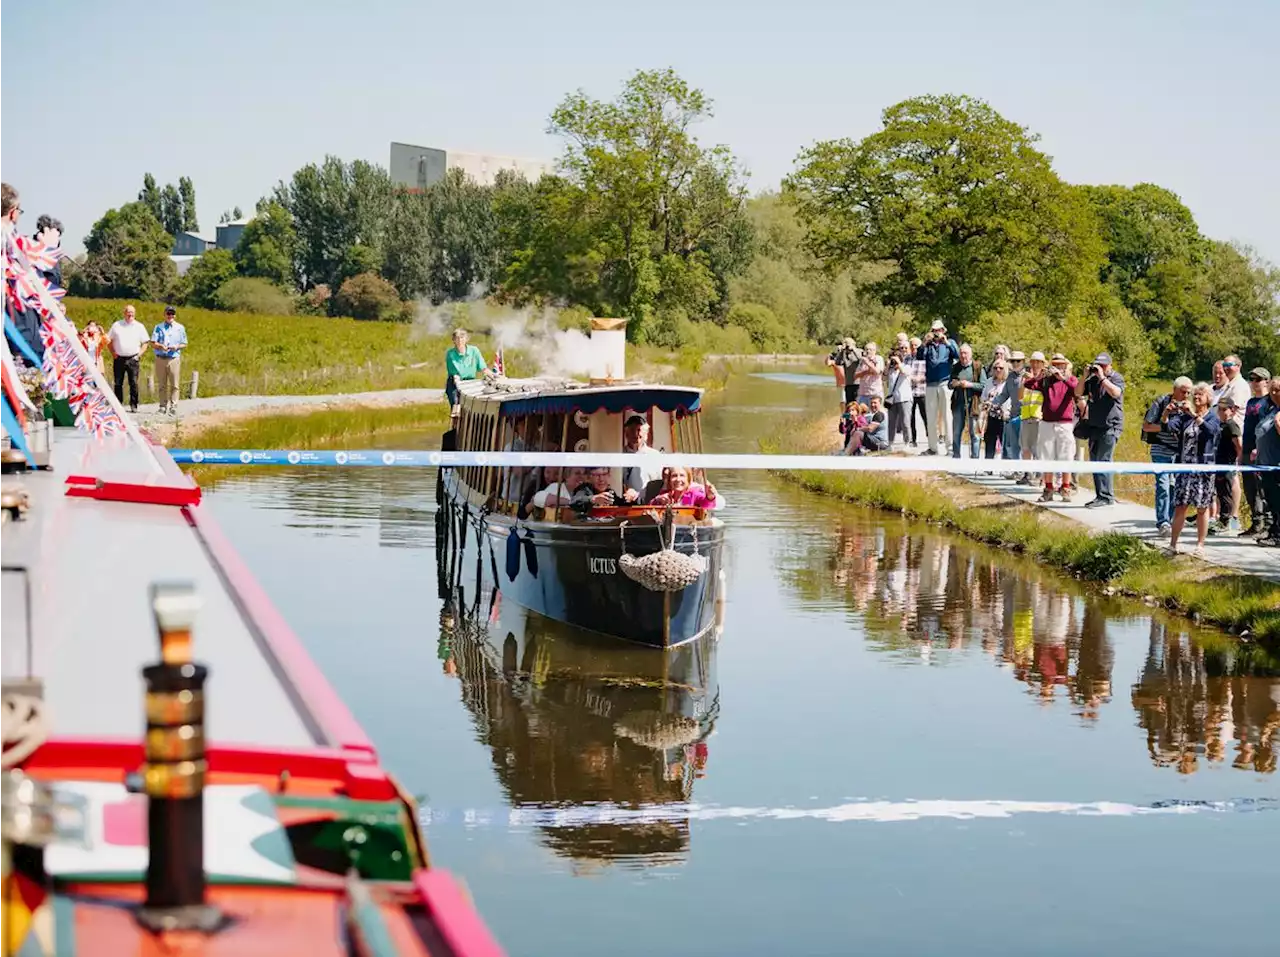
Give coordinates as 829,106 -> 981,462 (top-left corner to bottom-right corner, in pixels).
107,304 -> 149,413
151,305 -> 187,416
948,343 -> 985,460
621,413 -> 661,501
916,321 -> 959,455
1241,368 -> 1272,538
1075,353 -> 1124,508
1142,376 -> 1193,534
444,328 -> 485,413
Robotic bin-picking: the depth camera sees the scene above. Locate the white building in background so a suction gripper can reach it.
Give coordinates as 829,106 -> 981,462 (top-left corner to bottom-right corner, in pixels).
389,142 -> 553,190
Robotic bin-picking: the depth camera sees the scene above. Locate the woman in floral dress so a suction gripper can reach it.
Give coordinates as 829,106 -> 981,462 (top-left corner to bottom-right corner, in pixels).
1169,383 -> 1219,554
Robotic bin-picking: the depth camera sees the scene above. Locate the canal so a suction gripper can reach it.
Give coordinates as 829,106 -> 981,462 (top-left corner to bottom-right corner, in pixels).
202,372 -> 1278,957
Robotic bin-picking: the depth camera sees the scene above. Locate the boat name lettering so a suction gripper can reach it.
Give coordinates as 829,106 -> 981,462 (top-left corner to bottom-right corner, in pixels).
589,556 -> 617,575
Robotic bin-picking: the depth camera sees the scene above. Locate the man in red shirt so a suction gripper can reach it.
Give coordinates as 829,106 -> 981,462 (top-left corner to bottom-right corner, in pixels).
1025,353 -> 1078,503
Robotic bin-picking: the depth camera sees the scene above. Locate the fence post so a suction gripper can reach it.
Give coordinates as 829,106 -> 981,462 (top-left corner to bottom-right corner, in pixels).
189,371 -> 199,399
147,373 -> 155,398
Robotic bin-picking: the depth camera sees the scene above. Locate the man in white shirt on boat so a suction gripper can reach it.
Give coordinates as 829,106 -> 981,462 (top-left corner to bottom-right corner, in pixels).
622,413 -> 663,501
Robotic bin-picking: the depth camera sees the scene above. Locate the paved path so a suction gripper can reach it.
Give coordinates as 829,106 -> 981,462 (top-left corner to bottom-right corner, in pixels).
134,388 -> 444,423
888,441 -> 1280,583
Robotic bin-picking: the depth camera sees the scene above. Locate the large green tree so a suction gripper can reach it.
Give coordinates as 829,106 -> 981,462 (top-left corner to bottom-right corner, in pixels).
501,69 -> 753,339
138,173 -> 162,222
178,176 -> 198,232
786,94 -> 1104,333
74,202 -> 179,301
184,248 -> 237,308
233,200 -> 296,287
273,156 -> 393,292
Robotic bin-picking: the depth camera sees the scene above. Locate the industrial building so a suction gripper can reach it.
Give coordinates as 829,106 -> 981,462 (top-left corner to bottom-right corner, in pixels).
389,142 -> 553,190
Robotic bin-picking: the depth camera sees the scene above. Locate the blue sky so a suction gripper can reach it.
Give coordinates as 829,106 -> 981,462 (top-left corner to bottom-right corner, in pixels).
4,0 -> 1277,261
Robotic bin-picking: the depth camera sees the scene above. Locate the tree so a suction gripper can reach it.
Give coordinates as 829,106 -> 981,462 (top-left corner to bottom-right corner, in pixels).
786,94 -> 1105,334
502,69 -> 753,339
178,176 -> 198,232
233,200 -> 295,287
159,183 -> 184,234
139,173 -> 162,221
273,156 -> 392,291
75,202 -> 179,300
220,206 -> 244,224
1200,241 -> 1280,374
420,167 -> 502,301
382,188 -> 434,300
184,248 -> 237,308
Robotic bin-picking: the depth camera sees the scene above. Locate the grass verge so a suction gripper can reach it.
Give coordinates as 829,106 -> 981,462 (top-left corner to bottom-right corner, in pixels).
762,414 -> 1280,644
172,402 -> 451,489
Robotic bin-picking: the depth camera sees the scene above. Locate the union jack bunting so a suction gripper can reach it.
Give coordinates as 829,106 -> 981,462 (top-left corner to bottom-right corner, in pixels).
491,347 -> 505,377
3,229 -> 130,441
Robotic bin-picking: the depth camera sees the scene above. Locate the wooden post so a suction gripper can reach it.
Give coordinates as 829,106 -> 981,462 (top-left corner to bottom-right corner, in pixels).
189,371 -> 199,399
147,373 -> 156,399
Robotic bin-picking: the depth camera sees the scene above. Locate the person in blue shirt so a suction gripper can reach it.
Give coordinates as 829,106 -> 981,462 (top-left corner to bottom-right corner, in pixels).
151,305 -> 188,416
914,319 -> 959,455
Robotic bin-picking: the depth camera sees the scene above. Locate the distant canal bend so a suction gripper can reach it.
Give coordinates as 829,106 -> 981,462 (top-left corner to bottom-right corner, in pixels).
201,372 -> 1279,957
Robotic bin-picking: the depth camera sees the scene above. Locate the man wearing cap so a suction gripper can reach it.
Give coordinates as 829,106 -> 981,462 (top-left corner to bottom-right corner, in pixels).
915,320 -> 959,455
1141,376 -> 1193,533
1025,354 -> 1078,502
1075,353 -> 1125,508
151,305 -> 188,416
1241,368 -> 1272,538
621,413 -> 661,502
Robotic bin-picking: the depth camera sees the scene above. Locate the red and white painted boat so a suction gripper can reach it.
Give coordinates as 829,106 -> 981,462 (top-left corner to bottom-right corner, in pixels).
1,427 -> 506,956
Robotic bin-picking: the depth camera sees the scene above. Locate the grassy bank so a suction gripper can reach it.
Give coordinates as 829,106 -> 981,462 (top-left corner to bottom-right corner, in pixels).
762,414 -> 1280,643
173,402 -> 451,488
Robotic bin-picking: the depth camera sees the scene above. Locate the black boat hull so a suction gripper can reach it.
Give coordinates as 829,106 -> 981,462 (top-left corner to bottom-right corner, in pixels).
438,483 -> 725,649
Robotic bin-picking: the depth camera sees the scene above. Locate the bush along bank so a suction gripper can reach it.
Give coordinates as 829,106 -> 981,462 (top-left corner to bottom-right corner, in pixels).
761,415 -> 1280,645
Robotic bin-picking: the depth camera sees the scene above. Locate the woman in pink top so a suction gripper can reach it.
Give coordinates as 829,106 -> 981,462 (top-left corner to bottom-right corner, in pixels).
649,466 -> 725,509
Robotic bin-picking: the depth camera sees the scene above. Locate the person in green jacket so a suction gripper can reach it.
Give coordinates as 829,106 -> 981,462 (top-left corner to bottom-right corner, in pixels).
445,328 -> 485,411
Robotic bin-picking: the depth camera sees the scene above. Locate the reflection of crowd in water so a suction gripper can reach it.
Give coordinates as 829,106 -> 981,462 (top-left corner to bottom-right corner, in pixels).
817,523 -> 1278,773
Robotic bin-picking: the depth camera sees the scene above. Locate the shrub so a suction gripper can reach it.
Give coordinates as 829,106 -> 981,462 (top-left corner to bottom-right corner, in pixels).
334,272 -> 404,321
297,284 -> 331,316
725,302 -> 791,351
184,249 -> 237,309
213,277 -> 295,315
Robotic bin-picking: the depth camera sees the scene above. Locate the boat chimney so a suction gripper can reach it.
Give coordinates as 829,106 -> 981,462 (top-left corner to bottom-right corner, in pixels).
588,317 -> 628,384
136,582 -> 224,934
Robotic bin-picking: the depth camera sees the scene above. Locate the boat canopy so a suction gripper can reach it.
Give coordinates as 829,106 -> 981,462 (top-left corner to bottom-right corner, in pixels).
499,388 -> 701,418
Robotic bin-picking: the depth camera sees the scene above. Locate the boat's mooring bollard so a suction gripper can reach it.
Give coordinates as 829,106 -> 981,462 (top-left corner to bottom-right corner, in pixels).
136,581 -> 225,934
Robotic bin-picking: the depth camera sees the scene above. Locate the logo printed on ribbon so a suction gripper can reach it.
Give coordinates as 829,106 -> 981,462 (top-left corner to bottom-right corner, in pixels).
190,450 -> 204,463
287,451 -> 301,465
239,451 -> 253,464
429,452 -> 442,465
382,452 -> 396,466
335,452 -> 348,465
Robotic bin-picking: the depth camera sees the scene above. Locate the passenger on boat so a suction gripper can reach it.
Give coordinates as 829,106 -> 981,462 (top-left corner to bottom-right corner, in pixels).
533,467 -> 586,509
444,328 -> 485,411
571,466 -> 633,511
648,466 -> 724,509
622,413 -> 664,499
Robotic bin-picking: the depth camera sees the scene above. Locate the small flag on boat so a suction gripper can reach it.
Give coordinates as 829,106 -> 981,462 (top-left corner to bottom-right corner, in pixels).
491,348 -> 505,377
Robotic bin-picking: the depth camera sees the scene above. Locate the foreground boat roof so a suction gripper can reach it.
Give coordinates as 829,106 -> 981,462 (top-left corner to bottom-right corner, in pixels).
457,375 -> 703,416
1,430 -> 320,748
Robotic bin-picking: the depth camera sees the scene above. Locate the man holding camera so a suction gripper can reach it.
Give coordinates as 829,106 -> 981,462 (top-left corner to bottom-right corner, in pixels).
1142,376 -> 1193,533
1026,354 -> 1078,502
915,320 -> 959,455
826,337 -> 863,407
1075,353 -> 1125,508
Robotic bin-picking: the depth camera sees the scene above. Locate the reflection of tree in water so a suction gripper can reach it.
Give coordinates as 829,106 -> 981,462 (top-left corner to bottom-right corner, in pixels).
436,584 -> 717,867
1131,620 -> 1278,775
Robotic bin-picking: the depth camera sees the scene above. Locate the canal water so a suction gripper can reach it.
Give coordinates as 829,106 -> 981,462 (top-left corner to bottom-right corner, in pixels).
203,373 -> 1278,957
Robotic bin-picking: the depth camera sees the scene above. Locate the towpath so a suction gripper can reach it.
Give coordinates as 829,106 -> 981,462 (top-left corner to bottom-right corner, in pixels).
135,388 -> 444,423
887,441 -> 1280,583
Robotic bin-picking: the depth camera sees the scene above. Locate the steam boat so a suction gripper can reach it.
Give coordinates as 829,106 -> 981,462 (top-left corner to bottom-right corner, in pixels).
439,320 -> 726,649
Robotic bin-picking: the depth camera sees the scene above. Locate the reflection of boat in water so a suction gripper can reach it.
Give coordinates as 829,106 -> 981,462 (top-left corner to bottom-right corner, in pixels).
435,528 -> 719,866
439,320 -> 725,648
